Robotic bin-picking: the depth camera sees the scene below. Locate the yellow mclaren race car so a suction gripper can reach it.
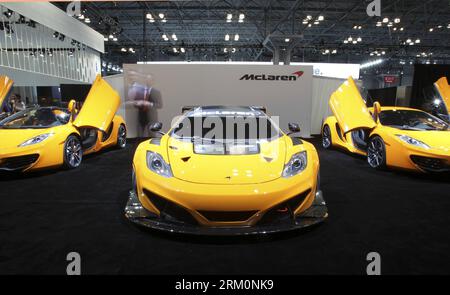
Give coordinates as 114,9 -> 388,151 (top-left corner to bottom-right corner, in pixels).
125,106 -> 328,235
0,75 -> 126,172
322,77 -> 450,172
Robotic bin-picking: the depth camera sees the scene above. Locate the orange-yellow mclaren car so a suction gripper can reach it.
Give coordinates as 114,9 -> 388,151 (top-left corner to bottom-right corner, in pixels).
322,77 -> 450,172
0,75 -> 126,172
125,106 -> 328,235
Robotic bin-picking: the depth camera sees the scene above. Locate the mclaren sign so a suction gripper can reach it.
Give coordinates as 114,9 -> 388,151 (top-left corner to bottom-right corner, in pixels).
240,71 -> 304,81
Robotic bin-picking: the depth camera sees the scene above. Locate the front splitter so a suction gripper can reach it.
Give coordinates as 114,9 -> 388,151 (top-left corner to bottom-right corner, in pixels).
124,190 -> 328,236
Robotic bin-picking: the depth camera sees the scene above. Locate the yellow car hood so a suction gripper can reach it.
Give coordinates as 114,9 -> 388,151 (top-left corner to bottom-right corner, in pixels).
0,129 -> 51,149
167,136 -> 287,184
393,129 -> 450,153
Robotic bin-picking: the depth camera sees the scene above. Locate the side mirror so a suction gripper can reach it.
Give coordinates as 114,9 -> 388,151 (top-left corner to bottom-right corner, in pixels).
287,123 -> 301,135
149,122 -> 165,136
373,101 -> 381,123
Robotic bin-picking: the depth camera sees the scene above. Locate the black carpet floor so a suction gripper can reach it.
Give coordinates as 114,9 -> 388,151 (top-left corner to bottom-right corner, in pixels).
0,138 -> 449,275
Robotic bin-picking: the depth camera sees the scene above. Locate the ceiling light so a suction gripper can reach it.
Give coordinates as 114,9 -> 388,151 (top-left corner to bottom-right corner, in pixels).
314,21 -> 319,25
161,19 -> 167,23
394,18 -> 401,23
159,13 -> 165,19
103,36 -> 108,41
285,38 -> 290,42
343,40 -> 348,44
224,48 -> 228,53
78,14 -> 85,20
358,26 -> 362,29
360,58 -> 384,69
376,22 -> 382,27
239,14 -> 245,20
149,19 -> 155,23
318,15 -> 324,21
225,34 -> 230,41
84,18 -> 90,23
332,49 -> 337,54
234,34 -> 239,41
393,27 -> 397,31
172,33 -> 177,41
121,48 -> 126,52
113,37 -> 117,41
382,17 -> 389,23
302,20 -> 308,24
415,39 -> 420,43
400,27 -> 404,31
109,34 -> 114,39
406,38 -> 412,43
180,47 -> 185,53
352,40 -> 357,44
429,28 -> 434,32
306,15 -> 312,20
357,37 -> 362,42
146,13 -> 153,19
348,37 -> 353,41
308,24 -> 312,27
173,48 -> 178,53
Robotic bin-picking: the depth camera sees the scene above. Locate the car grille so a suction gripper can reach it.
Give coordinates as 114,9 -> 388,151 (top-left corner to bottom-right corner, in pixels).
0,154 -> 39,171
143,189 -> 198,225
198,210 -> 258,222
410,156 -> 450,172
258,188 -> 312,225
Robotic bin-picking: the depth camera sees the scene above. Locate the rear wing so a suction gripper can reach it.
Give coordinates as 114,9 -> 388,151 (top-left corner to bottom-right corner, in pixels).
250,106 -> 267,113
182,105 -> 267,114
182,106 -> 200,113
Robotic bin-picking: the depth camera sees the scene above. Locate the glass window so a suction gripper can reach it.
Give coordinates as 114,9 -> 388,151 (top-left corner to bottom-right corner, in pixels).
379,109 -> 448,131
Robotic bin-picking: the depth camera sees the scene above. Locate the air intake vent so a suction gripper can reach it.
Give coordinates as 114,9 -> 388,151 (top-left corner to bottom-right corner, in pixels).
143,189 -> 198,225
0,154 -> 39,171
198,210 -> 258,222
410,156 -> 449,172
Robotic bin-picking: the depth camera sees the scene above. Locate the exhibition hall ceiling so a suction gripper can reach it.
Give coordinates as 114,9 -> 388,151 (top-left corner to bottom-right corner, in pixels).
51,0 -> 450,74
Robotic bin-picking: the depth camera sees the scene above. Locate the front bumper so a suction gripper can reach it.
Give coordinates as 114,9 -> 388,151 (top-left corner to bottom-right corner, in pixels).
124,189 -> 328,236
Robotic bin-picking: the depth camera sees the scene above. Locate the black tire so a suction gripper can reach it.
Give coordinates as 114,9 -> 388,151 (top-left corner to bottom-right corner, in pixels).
367,136 -> 387,169
63,135 -> 83,169
322,125 -> 332,149
116,124 -> 127,149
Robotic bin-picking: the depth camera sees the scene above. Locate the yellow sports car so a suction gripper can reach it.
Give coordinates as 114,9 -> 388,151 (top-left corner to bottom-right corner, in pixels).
125,106 -> 327,235
322,77 -> 450,172
0,75 -> 126,172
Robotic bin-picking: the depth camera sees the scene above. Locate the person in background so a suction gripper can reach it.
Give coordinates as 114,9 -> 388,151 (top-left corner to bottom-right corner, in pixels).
11,94 -> 26,113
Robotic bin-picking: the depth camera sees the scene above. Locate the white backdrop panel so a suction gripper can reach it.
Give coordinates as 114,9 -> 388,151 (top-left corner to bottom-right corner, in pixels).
124,64 -> 313,138
311,76 -> 346,135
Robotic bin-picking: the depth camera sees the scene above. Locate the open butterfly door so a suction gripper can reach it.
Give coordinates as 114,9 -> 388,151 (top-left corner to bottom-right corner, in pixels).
0,75 -> 13,111
72,75 -> 120,132
435,77 -> 450,116
329,77 -> 377,134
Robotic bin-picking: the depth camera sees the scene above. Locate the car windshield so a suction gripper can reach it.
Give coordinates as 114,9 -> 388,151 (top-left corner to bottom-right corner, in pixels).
0,107 -> 70,129
170,113 -> 282,155
379,109 -> 448,131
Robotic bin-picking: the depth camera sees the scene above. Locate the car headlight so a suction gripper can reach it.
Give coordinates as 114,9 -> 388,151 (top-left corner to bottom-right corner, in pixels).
146,151 -> 173,177
18,133 -> 54,147
396,134 -> 430,149
282,151 -> 307,178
